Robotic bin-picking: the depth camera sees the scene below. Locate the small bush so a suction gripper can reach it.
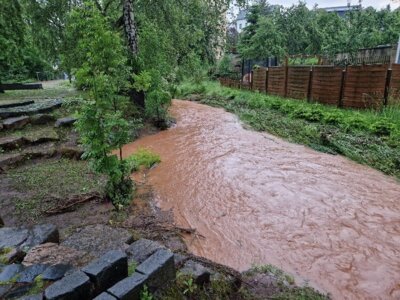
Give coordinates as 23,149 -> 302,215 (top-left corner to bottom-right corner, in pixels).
127,148 -> 161,172
370,120 -> 395,136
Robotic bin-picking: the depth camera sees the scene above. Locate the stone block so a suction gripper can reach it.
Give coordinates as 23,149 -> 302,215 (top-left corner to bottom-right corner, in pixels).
125,239 -> 164,265
54,116 -> 77,128
136,249 -> 175,290
0,136 -> 27,150
107,272 -> 147,300
179,260 -> 211,285
2,116 -> 30,130
30,114 -> 56,125
44,271 -> 92,300
92,292 -> 117,300
82,250 -> 127,296
23,243 -> 84,267
19,293 -> 44,300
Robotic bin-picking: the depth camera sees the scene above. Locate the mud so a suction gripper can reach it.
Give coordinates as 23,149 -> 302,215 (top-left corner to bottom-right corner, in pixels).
122,100 -> 400,299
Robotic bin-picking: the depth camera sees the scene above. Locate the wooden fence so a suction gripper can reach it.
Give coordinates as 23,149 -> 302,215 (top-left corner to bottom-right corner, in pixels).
219,64 -> 400,109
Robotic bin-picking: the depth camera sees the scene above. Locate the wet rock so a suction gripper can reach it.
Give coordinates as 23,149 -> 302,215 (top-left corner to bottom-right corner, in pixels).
17,264 -> 49,283
21,224 -> 59,251
23,243 -> 85,267
2,116 -> 30,130
0,136 -> 27,150
107,272 -> 147,300
162,235 -> 187,252
93,292 -> 117,300
180,260 -> 211,285
44,271 -> 92,300
0,264 -> 24,282
30,114 -> 56,125
42,264 -> 73,281
125,239 -> 164,265
82,250 -> 127,296
54,116 -> 77,128
0,227 -> 29,249
62,225 -> 133,258
135,249 -> 175,290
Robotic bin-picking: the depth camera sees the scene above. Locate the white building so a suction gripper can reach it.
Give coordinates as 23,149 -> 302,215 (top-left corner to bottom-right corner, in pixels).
236,10 -> 248,33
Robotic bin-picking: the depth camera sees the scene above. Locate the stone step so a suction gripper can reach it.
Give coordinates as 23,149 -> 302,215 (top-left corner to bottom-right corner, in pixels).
0,99 -> 63,119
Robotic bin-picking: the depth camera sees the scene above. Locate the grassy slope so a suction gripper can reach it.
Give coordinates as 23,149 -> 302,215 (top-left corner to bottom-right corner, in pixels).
179,81 -> 400,179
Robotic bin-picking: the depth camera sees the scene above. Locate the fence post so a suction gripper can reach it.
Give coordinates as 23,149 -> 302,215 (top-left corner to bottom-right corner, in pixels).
265,68 -> 269,94
250,70 -> 254,90
307,67 -> 313,102
284,57 -> 289,97
384,68 -> 392,106
339,69 -> 346,108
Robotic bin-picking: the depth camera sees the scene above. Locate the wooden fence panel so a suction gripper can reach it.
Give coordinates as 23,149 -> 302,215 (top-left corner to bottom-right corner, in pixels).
252,67 -> 267,92
286,66 -> 311,100
343,65 -> 388,109
389,64 -> 400,105
267,67 -> 286,97
311,66 -> 343,106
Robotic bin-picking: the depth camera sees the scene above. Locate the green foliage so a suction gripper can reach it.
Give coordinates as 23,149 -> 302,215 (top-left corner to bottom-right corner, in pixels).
133,71 -> 152,92
127,148 -> 161,172
128,261 -> 137,276
216,54 -> 235,78
141,285 -> 153,300
70,3 -> 134,209
237,2 -> 400,60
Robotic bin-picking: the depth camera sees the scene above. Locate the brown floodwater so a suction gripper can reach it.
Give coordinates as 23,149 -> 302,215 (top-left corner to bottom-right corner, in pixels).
122,100 -> 400,299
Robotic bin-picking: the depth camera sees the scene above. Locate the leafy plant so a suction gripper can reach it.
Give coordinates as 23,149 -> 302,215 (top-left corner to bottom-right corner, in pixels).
141,285 -> 153,300
127,148 -> 161,172
183,277 -> 197,295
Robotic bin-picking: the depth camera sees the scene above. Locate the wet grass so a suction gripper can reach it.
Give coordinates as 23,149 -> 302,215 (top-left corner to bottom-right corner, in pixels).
178,81 -> 400,179
6,159 -> 105,221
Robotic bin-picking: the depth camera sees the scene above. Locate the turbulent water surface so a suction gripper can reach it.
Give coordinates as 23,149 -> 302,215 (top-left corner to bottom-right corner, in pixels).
122,100 -> 400,299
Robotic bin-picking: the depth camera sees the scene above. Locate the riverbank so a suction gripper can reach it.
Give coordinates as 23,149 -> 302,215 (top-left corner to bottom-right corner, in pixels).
178,81 -> 400,179
0,81 -> 327,299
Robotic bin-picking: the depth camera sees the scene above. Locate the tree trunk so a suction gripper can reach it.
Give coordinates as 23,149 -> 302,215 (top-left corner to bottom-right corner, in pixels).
123,0 -> 138,56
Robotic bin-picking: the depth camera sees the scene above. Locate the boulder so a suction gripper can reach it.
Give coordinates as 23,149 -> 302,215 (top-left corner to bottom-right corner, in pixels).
2,116 -> 30,130
23,243 -> 85,267
0,227 -> 29,249
57,146 -> 83,160
42,264 -> 74,281
0,263 -> 24,282
30,114 -> 56,125
62,225 -> 133,258
54,116 -> 77,128
0,153 -> 26,169
179,260 -> 211,285
0,136 -> 27,150
135,249 -> 175,290
21,224 -> 59,250
17,264 -> 49,283
125,239 -> 164,265
44,271 -> 92,300
81,250 -> 127,296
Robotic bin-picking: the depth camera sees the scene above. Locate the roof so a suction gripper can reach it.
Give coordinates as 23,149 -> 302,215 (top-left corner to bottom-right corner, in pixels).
322,5 -> 361,12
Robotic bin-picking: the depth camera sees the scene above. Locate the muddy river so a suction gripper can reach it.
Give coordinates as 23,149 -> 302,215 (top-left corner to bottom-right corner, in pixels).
122,100 -> 400,299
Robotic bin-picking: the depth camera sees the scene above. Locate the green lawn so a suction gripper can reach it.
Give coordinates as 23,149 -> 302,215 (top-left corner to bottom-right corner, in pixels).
179,81 -> 400,179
